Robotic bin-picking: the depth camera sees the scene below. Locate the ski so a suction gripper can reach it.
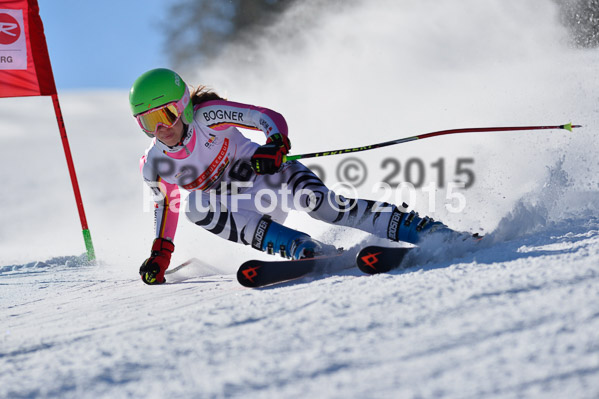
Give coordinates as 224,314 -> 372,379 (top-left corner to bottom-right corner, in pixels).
165,258 -> 196,275
165,257 -> 226,276
237,245 -> 414,288
237,253 -> 344,288
356,246 -> 413,274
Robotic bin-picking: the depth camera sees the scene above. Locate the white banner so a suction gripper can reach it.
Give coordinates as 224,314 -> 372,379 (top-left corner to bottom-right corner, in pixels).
0,9 -> 27,70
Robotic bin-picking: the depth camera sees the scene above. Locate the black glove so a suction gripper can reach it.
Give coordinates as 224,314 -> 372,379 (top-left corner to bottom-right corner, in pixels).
250,133 -> 291,175
139,238 -> 174,285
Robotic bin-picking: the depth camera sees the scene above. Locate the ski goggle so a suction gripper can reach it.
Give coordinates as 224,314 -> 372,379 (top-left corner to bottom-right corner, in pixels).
135,89 -> 190,134
135,102 -> 182,134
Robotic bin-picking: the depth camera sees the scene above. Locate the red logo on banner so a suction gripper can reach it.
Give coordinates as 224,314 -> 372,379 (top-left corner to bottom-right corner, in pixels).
0,13 -> 21,45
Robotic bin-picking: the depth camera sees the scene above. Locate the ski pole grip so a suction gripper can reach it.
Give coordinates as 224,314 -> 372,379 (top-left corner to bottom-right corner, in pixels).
283,154 -> 301,162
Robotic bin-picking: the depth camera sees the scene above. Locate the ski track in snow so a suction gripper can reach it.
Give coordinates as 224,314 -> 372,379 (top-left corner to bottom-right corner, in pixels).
2,0 -> 599,397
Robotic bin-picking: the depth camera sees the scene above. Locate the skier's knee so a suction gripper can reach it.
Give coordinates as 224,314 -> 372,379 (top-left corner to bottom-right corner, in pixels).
303,190 -> 352,223
185,192 -> 215,224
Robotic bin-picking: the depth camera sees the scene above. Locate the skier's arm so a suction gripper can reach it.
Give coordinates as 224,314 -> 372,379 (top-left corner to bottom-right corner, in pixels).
196,100 -> 292,175
149,176 -> 180,240
139,156 -> 181,285
195,100 -> 289,141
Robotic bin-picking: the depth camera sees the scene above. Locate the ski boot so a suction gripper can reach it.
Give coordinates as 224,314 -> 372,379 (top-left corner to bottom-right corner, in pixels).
289,236 -> 338,260
389,207 -> 483,245
253,217 -> 337,260
387,207 -> 454,244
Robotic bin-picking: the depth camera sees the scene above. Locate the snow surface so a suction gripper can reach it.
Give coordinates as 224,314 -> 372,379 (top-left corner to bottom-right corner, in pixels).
2,0 -> 599,398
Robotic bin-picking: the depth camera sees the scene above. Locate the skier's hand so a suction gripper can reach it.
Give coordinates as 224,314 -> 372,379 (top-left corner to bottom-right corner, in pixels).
139,238 -> 174,285
251,133 -> 291,175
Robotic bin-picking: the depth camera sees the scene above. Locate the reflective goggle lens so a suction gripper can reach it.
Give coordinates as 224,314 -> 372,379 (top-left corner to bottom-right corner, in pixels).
136,103 -> 181,133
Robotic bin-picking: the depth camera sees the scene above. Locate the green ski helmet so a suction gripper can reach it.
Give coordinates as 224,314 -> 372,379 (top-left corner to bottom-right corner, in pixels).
129,68 -> 193,137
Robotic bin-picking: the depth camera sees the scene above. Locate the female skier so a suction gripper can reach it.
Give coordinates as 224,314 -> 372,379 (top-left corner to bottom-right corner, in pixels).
132,68 -> 459,285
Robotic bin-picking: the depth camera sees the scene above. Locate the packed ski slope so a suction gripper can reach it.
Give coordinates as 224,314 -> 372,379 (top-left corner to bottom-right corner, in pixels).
2,0 -> 599,398
2,218 -> 599,398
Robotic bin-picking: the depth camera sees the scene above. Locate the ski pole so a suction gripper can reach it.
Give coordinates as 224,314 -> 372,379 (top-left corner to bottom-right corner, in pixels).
283,123 -> 581,162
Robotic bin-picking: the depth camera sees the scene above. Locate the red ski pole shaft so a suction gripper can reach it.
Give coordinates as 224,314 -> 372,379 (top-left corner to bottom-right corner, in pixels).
284,123 -> 581,161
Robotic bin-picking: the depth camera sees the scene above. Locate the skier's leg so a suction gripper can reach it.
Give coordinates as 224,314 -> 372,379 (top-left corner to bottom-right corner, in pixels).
246,215 -> 337,259
185,185 -> 335,259
279,161 -> 462,244
185,189 -> 260,246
